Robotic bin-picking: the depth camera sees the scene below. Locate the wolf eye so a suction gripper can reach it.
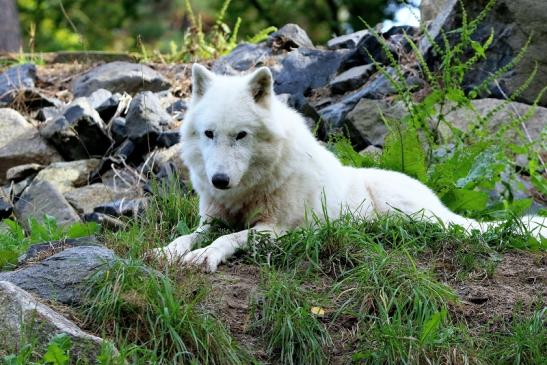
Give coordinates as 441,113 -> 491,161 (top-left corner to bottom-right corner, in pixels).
236,131 -> 247,140
204,130 -> 214,139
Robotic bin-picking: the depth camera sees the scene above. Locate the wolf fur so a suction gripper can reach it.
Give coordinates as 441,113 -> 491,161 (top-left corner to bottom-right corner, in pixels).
151,64 -> 546,272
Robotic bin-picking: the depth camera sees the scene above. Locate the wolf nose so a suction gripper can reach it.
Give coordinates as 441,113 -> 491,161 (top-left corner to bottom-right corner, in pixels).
212,173 -> 230,189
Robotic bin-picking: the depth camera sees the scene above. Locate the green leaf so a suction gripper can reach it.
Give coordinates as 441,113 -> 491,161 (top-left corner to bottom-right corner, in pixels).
381,124 -> 427,182
443,189 -> 489,213
43,334 -> 71,365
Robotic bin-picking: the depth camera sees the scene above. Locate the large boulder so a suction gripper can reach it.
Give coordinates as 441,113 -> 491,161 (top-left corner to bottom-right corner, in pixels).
0,246 -> 116,305
40,98 -> 112,160
421,0 -> 547,106
14,180 -> 81,229
0,281 -> 114,362
72,61 -> 171,97
0,108 -> 62,183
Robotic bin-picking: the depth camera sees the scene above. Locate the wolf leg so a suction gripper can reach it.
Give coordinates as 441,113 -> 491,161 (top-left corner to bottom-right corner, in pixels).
181,223 -> 280,272
148,223 -> 211,261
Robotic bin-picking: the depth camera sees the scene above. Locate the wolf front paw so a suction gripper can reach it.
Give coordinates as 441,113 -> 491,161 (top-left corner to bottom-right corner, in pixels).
145,235 -> 194,262
181,247 -> 223,272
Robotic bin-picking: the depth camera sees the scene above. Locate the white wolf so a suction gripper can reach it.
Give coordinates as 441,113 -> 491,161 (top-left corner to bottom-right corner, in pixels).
151,64 -> 546,272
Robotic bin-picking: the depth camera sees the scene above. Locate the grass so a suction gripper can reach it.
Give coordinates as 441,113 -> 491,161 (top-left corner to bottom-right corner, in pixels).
1,174 -> 545,364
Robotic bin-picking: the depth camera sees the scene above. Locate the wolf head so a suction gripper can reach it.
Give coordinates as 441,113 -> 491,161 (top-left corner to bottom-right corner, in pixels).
180,64 -> 287,194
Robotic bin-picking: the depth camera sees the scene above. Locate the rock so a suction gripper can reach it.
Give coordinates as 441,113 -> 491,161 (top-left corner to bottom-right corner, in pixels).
337,33 -> 385,72
34,159 -> 100,193
166,99 -> 188,114
319,68 -> 421,128
41,98 -> 112,160
329,64 -> 376,94
83,212 -> 127,231
441,98 -> 547,142
421,0 -> 547,106
64,183 -> 140,215
0,281 -> 115,362
327,30 -> 370,50
125,91 -> 171,142
0,108 -> 62,183
18,236 -> 101,264
212,43 -> 272,75
359,145 -> 383,156
142,143 -> 187,179
0,246 -> 116,304
6,163 -> 44,182
0,196 -> 12,219
345,98 -> 407,148
272,48 -> 349,97
156,131 -> 180,148
14,180 -> 81,229
86,88 -> 121,122
421,0 -> 450,23
72,61 -> 170,97
36,106 -> 60,122
0,64 -> 36,106
110,116 -> 127,143
94,198 -> 148,218
267,23 -> 314,50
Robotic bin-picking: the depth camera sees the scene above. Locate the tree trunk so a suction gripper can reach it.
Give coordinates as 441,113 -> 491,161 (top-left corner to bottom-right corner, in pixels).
0,0 -> 22,52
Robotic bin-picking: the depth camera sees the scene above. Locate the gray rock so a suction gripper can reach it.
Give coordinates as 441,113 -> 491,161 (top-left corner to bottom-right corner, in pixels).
345,98 -> 407,147
0,281 -> 115,362
36,106 -> 61,122
329,64 -> 376,94
64,183 -> 140,215
72,61 -> 171,97
267,23 -> 314,50
327,30 -> 370,50
0,108 -> 62,183
110,116 -> 127,143
441,98 -> 547,142
14,180 -> 81,229
213,43 -> 272,75
0,64 -> 36,106
18,236 -> 101,264
94,198 -> 148,218
34,159 -> 101,193
0,246 -> 116,304
125,91 -> 171,142
0,196 -> 12,219
6,163 -> 44,182
83,212 -> 127,231
156,131 -> 180,148
272,48 -> 349,97
421,0 -> 547,106
41,98 -> 112,160
319,68 -> 420,128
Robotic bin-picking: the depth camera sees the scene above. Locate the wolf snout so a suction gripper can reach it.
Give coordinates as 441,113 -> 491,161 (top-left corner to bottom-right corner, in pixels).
212,173 -> 230,189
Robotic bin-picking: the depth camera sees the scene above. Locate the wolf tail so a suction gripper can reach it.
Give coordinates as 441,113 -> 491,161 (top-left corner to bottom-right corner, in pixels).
443,213 -> 546,239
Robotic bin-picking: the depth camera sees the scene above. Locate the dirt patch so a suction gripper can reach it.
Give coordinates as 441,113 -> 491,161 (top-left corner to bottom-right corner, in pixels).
445,251 -> 546,331
204,262 -> 268,360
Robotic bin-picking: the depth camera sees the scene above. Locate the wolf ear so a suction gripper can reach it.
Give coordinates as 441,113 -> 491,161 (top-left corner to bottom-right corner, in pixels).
248,67 -> 273,105
192,63 -> 214,100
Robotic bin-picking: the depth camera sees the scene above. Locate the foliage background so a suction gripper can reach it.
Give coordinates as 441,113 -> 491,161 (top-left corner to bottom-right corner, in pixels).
14,0 -> 420,52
